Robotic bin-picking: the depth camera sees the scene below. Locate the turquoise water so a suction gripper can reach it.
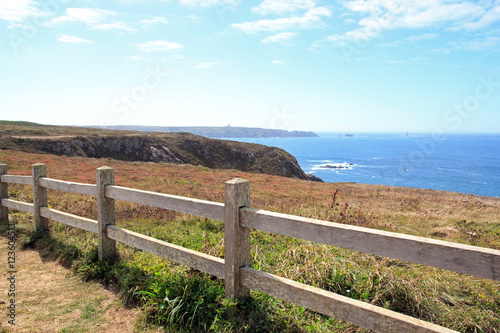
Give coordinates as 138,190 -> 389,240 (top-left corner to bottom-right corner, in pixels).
229,134 -> 500,198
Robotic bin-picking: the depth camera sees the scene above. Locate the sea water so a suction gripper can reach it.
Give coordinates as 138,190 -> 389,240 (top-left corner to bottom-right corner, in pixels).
229,133 -> 500,198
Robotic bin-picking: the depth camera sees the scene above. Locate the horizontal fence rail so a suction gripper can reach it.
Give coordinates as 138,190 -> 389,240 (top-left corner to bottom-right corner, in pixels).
107,225 -> 225,279
1,198 -> 34,214
106,185 -> 225,221
1,175 -> 32,185
4,162 -> 500,332
40,207 -> 98,234
240,267 -> 456,333
241,208 -> 500,282
40,178 -> 97,196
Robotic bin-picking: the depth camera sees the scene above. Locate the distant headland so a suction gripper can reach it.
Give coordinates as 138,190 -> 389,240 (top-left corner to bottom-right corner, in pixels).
91,125 -> 319,138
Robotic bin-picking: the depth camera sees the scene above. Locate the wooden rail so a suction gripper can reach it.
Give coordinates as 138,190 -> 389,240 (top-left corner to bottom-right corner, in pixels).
39,178 -> 96,196
240,267 -> 456,333
1,175 -> 32,185
106,185 -> 224,221
241,208 -> 500,281
2,163 -> 499,332
40,207 -> 98,234
1,198 -> 34,214
106,225 -> 225,278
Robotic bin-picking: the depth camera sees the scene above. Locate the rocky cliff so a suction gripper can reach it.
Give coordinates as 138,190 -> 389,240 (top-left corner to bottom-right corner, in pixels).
0,133 -> 321,181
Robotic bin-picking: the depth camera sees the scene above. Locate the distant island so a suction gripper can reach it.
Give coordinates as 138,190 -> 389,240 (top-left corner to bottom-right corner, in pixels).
91,125 -> 319,138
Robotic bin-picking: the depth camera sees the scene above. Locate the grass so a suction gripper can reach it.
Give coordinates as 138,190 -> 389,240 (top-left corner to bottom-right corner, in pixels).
0,120 -> 136,138
1,149 -> 499,332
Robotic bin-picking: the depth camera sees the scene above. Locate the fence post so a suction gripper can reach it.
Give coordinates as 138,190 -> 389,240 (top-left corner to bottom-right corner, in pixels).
97,166 -> 116,262
224,178 -> 251,300
0,164 -> 7,223
32,163 -> 48,233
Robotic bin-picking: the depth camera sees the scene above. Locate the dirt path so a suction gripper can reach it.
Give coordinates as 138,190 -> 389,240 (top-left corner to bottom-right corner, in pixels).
0,236 -> 161,333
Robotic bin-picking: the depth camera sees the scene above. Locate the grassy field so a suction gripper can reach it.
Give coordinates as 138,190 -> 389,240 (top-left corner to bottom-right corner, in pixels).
1,149 -> 499,332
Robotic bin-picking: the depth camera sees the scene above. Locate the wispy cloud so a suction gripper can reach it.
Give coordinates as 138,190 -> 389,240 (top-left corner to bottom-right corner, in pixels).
57,34 -> 93,44
232,6 -> 331,33
272,59 -> 284,64
451,36 -> 500,51
407,33 -> 438,42
262,32 -> 297,43
49,8 -> 139,33
50,8 -> 116,26
326,0 -> 498,49
375,40 -> 402,48
140,16 -> 169,27
0,0 -> 43,22
194,61 -> 223,69
342,0 -> 485,29
376,33 -> 437,48
252,0 -> 315,15
180,0 -> 239,7
461,5 -> 500,31
135,40 -> 184,52
92,22 -> 137,33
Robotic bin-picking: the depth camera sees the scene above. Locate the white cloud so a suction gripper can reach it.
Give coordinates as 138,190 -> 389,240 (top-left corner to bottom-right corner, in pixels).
7,22 -> 31,30
194,61 -> 223,69
461,4 -> 500,31
407,33 -> 438,42
50,8 -> 116,26
232,6 -> 331,33
49,8 -> 138,33
0,0 -> 43,22
252,0 -> 315,15
57,34 -> 93,44
328,0 -> 498,48
262,32 -> 297,43
430,48 -> 451,55
136,40 -> 184,52
140,16 -> 169,27
92,21 -> 137,33
451,36 -> 500,51
375,40 -> 402,48
271,59 -> 284,64
180,0 -> 239,7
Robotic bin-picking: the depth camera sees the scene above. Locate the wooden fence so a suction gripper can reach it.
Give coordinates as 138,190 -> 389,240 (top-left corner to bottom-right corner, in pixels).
1,163 -> 499,333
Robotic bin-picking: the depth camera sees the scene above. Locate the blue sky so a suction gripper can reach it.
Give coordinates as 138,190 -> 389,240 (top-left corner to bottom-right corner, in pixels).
1,0 -> 499,133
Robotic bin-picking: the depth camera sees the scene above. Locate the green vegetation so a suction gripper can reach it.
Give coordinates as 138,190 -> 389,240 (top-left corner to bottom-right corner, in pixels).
1,150 -> 499,332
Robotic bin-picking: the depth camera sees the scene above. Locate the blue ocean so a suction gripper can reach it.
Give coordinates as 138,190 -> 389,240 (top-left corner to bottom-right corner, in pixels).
230,134 -> 500,198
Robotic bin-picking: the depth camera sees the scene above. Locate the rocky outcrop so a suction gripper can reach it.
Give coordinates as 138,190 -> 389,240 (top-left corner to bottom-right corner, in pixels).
1,133 -> 321,181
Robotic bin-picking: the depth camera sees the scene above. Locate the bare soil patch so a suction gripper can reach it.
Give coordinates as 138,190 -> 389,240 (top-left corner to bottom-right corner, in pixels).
0,236 -> 161,333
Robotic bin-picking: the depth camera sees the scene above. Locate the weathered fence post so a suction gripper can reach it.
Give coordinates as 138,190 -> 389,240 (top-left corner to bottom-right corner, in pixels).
224,178 -> 251,300
32,163 -> 48,233
0,164 -> 7,223
97,166 -> 116,261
